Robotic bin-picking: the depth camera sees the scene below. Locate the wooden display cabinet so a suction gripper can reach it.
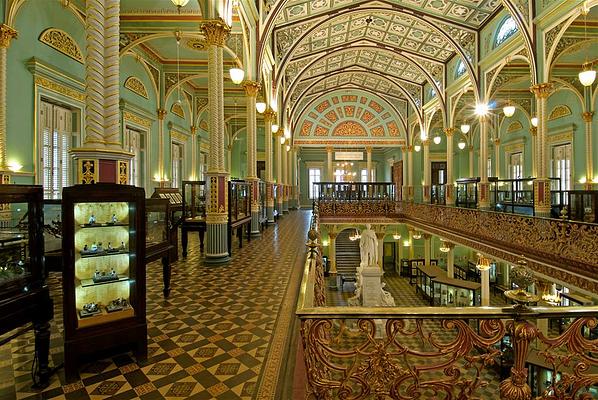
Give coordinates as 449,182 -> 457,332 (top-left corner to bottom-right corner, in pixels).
145,198 -> 173,297
62,184 -> 146,381
228,180 -> 252,256
181,180 -> 206,257
0,185 -> 53,388
150,188 -> 182,262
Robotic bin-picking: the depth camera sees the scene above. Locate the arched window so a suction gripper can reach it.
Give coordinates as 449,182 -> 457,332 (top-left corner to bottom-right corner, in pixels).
455,60 -> 466,78
494,16 -> 518,47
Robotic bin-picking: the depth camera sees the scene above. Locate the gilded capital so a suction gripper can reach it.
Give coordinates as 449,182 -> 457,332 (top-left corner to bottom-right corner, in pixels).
407,145 -> 414,152
365,146 -> 372,153
326,145 -> 334,153
529,127 -> 537,136
200,19 -> 230,47
0,24 -> 17,48
263,108 -> 275,122
529,83 -> 553,99
444,127 -> 456,137
423,233 -> 432,240
157,108 -> 167,120
243,80 -> 260,97
493,138 -> 501,145
190,125 -> 198,134
582,111 -> 594,123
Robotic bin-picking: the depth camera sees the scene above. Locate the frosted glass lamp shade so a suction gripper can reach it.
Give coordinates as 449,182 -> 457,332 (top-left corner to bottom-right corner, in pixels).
579,68 -> 596,87
256,100 -> 267,114
460,124 -> 470,134
433,135 -> 441,144
531,117 -> 538,127
503,104 -> 515,117
271,124 -> 279,133
414,144 -> 421,152
229,67 -> 244,84
171,0 -> 190,6
280,136 -> 285,144
458,141 -> 466,150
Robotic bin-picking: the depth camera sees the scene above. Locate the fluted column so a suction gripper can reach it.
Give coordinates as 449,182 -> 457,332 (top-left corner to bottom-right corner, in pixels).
481,268 -> 490,306
0,24 -> 17,181
275,133 -> 283,216
583,111 -> 594,189
282,144 -> 289,213
157,109 -> 167,184
326,146 -> 333,181
530,83 -> 553,217
103,0 -> 120,148
408,229 -> 414,259
423,140 -> 431,203
445,128 -> 455,206
407,146 -> 414,201
190,125 -> 197,179
202,19 -> 230,264
478,115 -> 490,209
329,232 -> 337,275
366,146 -> 372,182
264,109 -> 275,223
243,81 -> 261,236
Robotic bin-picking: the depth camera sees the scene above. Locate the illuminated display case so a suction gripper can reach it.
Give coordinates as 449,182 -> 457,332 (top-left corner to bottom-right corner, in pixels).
0,185 -> 53,387
431,276 -> 481,307
62,184 -> 146,380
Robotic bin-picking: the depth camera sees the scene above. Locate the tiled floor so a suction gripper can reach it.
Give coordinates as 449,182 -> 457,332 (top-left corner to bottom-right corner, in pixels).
0,210 -> 311,400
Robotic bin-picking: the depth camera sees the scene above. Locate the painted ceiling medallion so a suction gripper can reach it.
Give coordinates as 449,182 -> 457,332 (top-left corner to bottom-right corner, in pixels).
186,39 -> 206,51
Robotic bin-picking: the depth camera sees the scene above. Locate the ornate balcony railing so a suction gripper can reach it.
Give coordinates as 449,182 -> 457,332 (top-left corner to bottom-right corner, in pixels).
314,182 -> 397,217
299,218 -> 598,400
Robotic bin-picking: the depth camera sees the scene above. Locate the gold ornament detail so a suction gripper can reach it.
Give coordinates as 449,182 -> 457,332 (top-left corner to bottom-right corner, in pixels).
332,121 -> 366,137
34,76 -> 84,102
123,111 -> 152,128
171,102 -> 185,118
170,130 -> 188,143
548,105 -> 572,121
124,76 -> 149,99
242,81 -> 260,96
529,82 -> 553,99
582,111 -> 594,123
0,24 -> 17,48
200,19 -> 230,47
507,121 -> 523,133
118,161 -> 128,184
39,28 -> 83,63
78,159 -> 97,184
186,38 -> 206,51
157,108 -> 167,120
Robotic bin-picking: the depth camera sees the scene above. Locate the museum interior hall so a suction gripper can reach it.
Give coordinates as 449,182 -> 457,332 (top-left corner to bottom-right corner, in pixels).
1,0 -> 598,399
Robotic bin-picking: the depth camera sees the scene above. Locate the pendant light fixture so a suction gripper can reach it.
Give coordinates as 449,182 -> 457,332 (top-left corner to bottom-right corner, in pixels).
531,116 -> 538,127
229,31 -> 244,84
503,89 -> 515,117
271,123 -> 279,133
171,0 -> 190,13
433,134 -> 441,144
256,94 -> 266,114
175,31 -> 182,106
458,140 -> 466,150
460,123 -> 470,134
579,6 -> 596,87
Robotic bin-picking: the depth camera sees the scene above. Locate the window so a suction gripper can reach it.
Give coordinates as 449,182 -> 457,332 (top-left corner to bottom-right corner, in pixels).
171,142 -> 184,188
361,169 -> 368,183
334,169 -> 344,183
509,152 -> 523,191
455,60 -> 466,78
552,143 -> 572,202
199,152 -> 208,181
125,127 -> 144,187
308,168 -> 321,199
495,16 -> 518,47
487,157 -> 493,178
40,100 -> 74,199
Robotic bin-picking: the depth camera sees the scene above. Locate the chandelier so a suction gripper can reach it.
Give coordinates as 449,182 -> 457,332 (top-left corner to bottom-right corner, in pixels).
439,240 -> 451,253
349,228 -> 361,241
412,231 -> 422,240
334,162 -> 357,182
475,253 -> 491,271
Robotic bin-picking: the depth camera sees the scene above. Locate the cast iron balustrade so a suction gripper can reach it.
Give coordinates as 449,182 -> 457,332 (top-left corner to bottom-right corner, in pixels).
300,215 -> 598,400
314,182 -> 397,217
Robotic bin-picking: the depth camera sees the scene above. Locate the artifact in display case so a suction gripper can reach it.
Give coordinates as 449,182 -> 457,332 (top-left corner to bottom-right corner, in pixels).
431,275 -> 481,307
228,180 -> 252,256
145,198 -> 173,297
181,180 -> 206,257
0,185 -> 54,388
455,177 -> 479,209
62,184 -> 146,381
151,187 -> 182,262
567,190 -> 598,223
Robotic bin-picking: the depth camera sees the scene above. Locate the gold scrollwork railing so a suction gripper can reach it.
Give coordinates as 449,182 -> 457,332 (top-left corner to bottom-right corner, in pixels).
299,212 -> 598,400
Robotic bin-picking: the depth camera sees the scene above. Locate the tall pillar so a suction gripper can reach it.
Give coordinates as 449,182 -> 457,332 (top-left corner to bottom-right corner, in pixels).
326,146 -> 333,181
407,146 -> 414,201
275,133 -> 283,216
530,127 -> 537,177
478,115 -> 490,209
329,232 -> 337,275
0,24 -> 17,183
445,128 -> 455,205
493,138 -> 500,179
190,125 -> 198,179
157,109 -> 167,183
264,109 -> 275,223
292,149 -> 298,208
243,81 -> 261,236
446,242 -> 455,279
582,111 -> 594,189
423,233 -> 431,266
481,268 -> 490,306
376,230 -> 385,270
408,229 -> 414,259
73,0 -> 131,183
530,83 -> 553,217
366,146 -> 372,182
282,144 -> 289,213
423,140 -> 431,203
202,19 -> 230,264
401,146 -> 408,201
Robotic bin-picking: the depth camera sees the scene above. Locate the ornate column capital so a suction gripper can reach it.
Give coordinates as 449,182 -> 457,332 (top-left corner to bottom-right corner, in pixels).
326,145 -> 334,153
157,108 -> 167,120
328,232 -> 337,240
242,80 -> 260,97
423,233 -> 432,240
407,145 -> 414,152
365,146 -> 372,153
190,125 -> 197,134
582,111 -> 594,123
422,139 -> 430,146
529,127 -> 537,136
263,108 -> 275,122
0,24 -> 17,48
493,138 -> 501,145
444,127 -> 456,137
469,145 -> 474,151
200,19 -> 230,47
529,82 -> 554,99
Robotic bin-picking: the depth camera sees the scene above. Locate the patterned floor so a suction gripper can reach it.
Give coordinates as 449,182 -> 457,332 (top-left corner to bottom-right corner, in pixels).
0,210 -> 310,400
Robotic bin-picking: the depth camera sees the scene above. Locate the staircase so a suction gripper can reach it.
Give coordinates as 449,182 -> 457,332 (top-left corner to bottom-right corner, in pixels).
335,229 -> 361,289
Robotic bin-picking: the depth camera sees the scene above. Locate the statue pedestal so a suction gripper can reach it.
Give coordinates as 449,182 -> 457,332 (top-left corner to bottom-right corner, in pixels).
361,266 -> 383,307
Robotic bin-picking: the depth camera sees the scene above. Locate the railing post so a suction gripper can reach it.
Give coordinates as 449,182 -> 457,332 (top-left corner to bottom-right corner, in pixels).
499,318 -> 538,400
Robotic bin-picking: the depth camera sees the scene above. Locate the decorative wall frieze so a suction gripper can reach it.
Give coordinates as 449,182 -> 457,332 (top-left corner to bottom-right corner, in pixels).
546,131 -> 573,144
507,121 -> 523,133
171,102 -> 185,118
123,111 -> 152,128
124,76 -> 148,98
548,104 -> 571,121
34,75 -> 84,102
39,28 -> 83,63
170,129 -> 189,143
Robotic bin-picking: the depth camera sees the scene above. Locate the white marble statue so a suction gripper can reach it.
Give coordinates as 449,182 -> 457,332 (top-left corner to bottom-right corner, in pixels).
359,223 -> 378,267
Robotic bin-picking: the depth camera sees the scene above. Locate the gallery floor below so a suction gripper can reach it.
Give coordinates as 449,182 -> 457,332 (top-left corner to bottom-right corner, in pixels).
0,210 -> 311,400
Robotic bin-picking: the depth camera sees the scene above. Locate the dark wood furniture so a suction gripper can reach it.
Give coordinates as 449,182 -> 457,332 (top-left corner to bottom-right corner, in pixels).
489,177 -> 562,216
150,188 -> 183,262
567,190 -> 598,223
431,275 -> 481,307
0,185 -> 53,388
259,180 -> 267,230
43,199 -> 62,272
455,177 -> 479,208
415,264 -> 445,304
180,181 -> 206,257
407,258 -> 438,285
145,198 -> 173,297
62,184 -> 147,381
228,180 -> 252,256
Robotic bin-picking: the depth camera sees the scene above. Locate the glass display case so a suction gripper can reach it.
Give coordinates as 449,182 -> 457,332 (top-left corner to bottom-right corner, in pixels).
62,184 -> 146,381
228,180 -> 252,256
431,276 -> 481,307
151,187 -> 183,262
43,199 -> 62,271
567,190 -> 598,223
259,180 -> 267,229
416,264 -> 444,304
409,258 -> 438,285
455,177 -> 479,209
145,198 -> 173,297
180,180 -> 206,257
0,185 -> 53,388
